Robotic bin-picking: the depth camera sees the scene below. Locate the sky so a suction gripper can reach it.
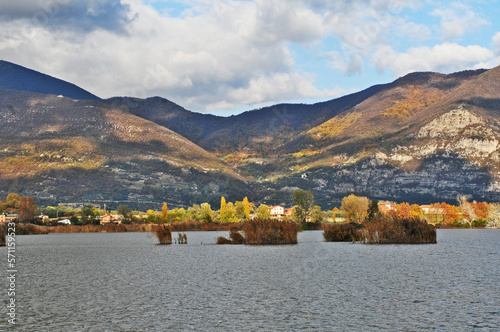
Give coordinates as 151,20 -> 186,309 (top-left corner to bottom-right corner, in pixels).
0,0 -> 499,116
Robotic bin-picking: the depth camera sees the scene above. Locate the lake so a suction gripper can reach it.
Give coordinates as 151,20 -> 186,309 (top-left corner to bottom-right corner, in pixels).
1,229 -> 498,331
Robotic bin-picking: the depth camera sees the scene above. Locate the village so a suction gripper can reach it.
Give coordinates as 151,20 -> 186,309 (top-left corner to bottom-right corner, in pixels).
1,191 -> 499,229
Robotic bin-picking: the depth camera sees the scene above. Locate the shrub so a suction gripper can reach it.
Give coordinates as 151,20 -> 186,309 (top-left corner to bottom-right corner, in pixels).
152,224 -> 172,245
323,223 -> 360,242
243,218 -> 298,245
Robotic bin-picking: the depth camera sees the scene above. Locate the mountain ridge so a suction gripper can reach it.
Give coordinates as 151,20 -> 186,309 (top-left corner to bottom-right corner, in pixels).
0,60 -> 100,100
1,60 -> 499,208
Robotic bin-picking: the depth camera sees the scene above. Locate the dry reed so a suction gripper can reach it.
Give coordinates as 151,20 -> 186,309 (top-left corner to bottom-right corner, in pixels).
217,229 -> 245,244
152,224 -> 172,245
243,218 -> 298,245
323,223 -> 360,242
362,216 -> 437,244
0,224 -> 6,246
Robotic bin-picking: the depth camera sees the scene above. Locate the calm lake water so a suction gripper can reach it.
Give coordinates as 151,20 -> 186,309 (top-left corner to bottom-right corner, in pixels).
0,229 -> 498,331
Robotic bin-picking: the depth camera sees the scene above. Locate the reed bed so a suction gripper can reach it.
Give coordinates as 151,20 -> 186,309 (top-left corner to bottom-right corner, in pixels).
243,218 -> 298,245
0,224 -> 6,246
176,233 -> 188,244
362,217 -> 437,244
323,223 -> 360,242
169,222 -> 243,232
48,224 -> 131,233
14,223 -> 49,235
217,229 -> 246,244
151,224 -> 172,245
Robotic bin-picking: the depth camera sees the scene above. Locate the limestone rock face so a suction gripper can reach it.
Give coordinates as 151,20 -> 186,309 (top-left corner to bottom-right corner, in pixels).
418,107 -> 484,138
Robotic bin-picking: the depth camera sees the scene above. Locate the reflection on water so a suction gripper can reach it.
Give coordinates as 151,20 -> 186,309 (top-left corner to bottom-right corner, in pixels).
0,229 -> 498,331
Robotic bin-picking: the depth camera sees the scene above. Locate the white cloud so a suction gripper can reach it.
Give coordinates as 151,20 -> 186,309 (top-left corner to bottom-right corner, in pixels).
493,32 -> 500,56
373,43 -> 494,77
431,3 -> 489,41
395,20 -> 432,41
0,0 -> 497,114
324,51 -> 364,75
0,0 -> 336,113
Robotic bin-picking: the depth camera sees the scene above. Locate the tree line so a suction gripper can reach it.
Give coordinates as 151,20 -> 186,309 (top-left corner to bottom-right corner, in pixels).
1,191 -> 499,228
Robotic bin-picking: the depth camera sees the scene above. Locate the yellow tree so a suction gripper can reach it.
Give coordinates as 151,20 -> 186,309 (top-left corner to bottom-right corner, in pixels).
220,196 -> 227,222
243,196 -> 251,220
410,204 -> 424,219
160,202 -> 168,223
341,194 -> 369,223
255,204 -> 270,219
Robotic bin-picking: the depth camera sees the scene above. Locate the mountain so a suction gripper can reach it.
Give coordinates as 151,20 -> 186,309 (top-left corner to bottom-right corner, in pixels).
105,83 -> 386,155
0,60 -> 100,100
0,89 -> 250,208
1,61 -> 499,208
256,67 -> 500,206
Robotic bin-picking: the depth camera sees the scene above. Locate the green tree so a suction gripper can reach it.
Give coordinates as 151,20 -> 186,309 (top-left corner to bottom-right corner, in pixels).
81,205 -> 94,218
309,205 -> 323,223
293,190 -> 314,211
117,205 -> 132,221
6,193 -> 20,209
292,205 -> 304,223
188,204 -> 201,221
200,203 -> 213,223
70,216 -> 79,225
367,199 -> 380,221
255,204 -> 270,219
19,196 -> 36,222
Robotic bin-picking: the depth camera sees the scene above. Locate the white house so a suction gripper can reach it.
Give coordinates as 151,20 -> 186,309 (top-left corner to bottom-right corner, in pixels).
269,205 -> 285,217
58,219 -> 71,225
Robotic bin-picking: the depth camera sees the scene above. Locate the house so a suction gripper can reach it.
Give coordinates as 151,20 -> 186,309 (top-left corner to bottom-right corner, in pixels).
100,214 -> 123,225
36,214 -> 50,223
420,205 -> 432,214
2,214 -> 20,223
284,208 -> 293,217
378,201 -> 397,214
269,205 -> 284,217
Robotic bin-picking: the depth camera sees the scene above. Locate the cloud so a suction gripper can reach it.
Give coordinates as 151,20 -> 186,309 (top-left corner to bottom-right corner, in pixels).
373,43 -> 494,77
0,0 -> 496,114
395,21 -> 432,41
0,0 -> 133,33
494,32 -> 500,56
324,51 -> 364,75
431,3 -> 489,41
0,0 -> 340,113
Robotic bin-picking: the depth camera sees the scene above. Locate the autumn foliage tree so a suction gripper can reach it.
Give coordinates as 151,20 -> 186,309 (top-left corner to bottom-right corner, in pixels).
242,197 -> 251,220
160,202 -> 168,223
341,194 -> 369,223
19,195 -> 36,222
220,196 -> 227,222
